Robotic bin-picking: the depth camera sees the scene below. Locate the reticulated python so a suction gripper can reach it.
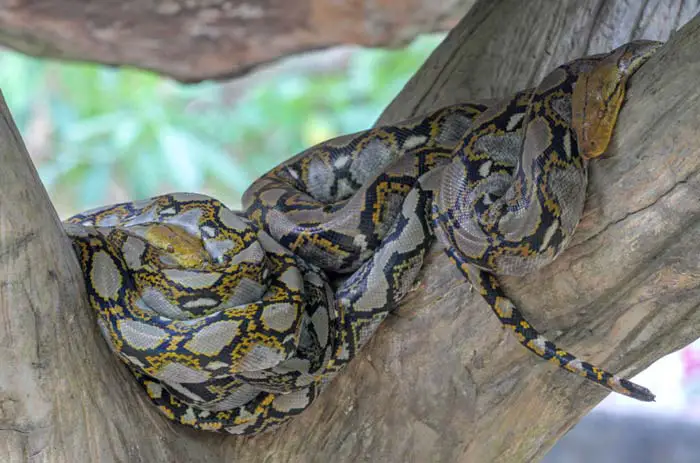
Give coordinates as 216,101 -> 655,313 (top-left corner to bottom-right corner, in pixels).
64,40 -> 660,434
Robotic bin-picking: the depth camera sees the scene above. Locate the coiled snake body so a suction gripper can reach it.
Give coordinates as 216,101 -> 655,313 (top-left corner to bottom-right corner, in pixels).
64,41 -> 660,434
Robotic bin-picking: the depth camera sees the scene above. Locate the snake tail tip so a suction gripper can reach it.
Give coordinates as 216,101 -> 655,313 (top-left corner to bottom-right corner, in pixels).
636,391 -> 656,403
625,383 -> 656,402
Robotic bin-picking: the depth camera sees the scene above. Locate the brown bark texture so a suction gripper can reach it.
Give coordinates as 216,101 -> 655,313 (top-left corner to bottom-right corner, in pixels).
0,0 -> 472,82
1,0 -> 700,462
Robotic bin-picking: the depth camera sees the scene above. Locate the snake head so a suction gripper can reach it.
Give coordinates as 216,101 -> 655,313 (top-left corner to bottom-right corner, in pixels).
572,40 -> 662,159
144,223 -> 211,269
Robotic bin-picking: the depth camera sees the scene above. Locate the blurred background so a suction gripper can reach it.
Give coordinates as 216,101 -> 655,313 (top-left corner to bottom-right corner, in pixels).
1,34 -> 443,217
3,33 -> 699,462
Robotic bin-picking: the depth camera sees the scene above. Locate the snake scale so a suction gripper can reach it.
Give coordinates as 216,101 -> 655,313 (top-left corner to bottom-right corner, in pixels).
64,40 -> 661,434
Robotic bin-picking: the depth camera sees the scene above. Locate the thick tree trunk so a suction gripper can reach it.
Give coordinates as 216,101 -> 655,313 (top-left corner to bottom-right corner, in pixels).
1,1 -> 700,462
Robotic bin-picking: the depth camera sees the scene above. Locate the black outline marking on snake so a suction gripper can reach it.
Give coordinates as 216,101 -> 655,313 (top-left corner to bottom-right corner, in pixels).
64,41 -> 661,435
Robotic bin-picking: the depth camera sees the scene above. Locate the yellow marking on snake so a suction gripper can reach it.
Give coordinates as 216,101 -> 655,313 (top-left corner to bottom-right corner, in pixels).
64,41 -> 661,435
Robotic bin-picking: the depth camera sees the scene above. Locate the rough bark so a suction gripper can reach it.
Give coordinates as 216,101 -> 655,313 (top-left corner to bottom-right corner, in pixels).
0,0 -> 473,83
1,1 -> 700,462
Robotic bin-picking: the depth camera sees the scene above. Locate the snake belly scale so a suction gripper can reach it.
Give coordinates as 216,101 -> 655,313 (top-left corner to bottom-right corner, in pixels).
64,40 -> 661,434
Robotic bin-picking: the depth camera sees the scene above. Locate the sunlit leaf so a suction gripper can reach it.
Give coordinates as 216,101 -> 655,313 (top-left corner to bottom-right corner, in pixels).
124,149 -> 163,199
79,161 -> 112,208
200,149 -> 253,195
158,129 -> 206,191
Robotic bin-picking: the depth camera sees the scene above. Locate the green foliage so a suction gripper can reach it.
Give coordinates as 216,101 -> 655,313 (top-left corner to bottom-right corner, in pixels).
0,33 -> 444,215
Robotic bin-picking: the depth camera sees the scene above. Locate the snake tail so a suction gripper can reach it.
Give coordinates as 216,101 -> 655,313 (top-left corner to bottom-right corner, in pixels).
444,245 -> 655,402
431,40 -> 660,402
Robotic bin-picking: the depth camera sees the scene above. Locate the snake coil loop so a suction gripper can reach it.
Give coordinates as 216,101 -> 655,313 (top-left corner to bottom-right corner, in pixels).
66,40 -> 661,435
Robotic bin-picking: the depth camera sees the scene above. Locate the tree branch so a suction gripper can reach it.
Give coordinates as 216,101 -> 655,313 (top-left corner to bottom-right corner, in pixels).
0,0 -> 474,82
1,1 -> 699,462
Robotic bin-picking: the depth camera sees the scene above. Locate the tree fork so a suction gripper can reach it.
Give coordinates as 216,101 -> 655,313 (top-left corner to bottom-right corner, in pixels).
1,1 -> 699,461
